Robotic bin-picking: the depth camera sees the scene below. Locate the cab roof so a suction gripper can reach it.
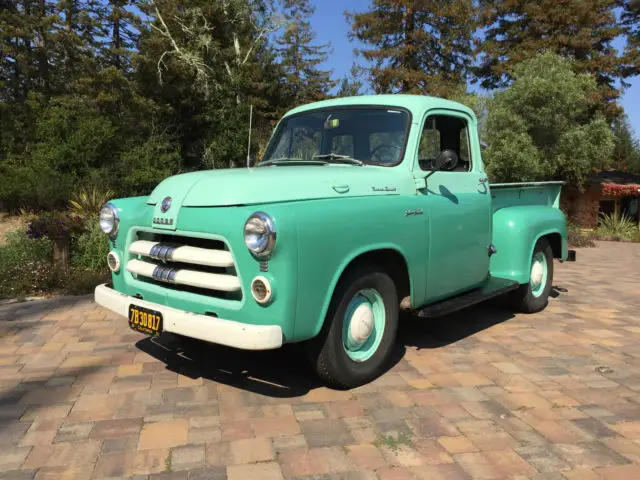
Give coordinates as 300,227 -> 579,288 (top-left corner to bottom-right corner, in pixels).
283,94 -> 476,120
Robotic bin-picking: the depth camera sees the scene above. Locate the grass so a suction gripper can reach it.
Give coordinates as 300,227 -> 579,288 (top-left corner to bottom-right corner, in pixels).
376,430 -> 414,451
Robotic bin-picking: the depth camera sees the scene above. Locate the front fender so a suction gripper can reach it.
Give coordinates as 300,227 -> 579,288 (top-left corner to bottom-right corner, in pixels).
291,196 -> 427,341
490,205 -> 568,284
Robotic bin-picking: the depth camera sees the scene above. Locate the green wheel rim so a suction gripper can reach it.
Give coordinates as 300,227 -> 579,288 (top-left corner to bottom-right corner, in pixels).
529,251 -> 548,298
342,288 -> 386,362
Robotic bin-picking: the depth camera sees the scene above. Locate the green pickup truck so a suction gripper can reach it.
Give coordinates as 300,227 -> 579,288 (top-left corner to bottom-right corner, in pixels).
95,94 -> 575,388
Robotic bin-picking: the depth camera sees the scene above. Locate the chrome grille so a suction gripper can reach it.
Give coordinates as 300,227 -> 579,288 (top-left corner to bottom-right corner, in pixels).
126,231 -> 242,300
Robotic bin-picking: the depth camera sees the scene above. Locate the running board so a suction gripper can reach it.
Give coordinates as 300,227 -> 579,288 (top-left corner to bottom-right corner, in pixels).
417,276 -> 520,318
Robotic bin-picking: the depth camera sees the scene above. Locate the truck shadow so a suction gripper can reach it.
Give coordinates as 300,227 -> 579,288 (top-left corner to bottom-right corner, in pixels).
135,294 -> 546,397
136,335 -> 326,398
397,301 -> 515,350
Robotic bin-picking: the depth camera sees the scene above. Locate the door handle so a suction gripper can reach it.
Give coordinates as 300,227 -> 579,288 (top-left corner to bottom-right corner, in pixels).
478,177 -> 488,184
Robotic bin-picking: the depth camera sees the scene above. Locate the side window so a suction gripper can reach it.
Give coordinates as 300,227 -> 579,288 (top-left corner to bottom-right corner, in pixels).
459,125 -> 471,165
418,115 -> 472,172
418,118 -> 440,171
331,135 -> 354,157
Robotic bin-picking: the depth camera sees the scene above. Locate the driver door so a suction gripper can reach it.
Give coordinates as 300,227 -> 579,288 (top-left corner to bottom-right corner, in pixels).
416,111 -> 492,303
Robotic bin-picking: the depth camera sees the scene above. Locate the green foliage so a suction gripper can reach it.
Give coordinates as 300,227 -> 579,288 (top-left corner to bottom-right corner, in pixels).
567,222 -> 596,248
62,268 -> 111,296
347,0 -> 476,97
484,53 -> 615,188
118,134 -> 182,195
612,115 -> 640,173
69,187 -> 116,219
0,230 -> 55,299
476,0 -> 626,118
276,0 -> 336,105
70,217 -> 111,272
27,212 -> 85,241
336,64 -> 366,98
595,213 -> 639,241
0,224 -> 110,300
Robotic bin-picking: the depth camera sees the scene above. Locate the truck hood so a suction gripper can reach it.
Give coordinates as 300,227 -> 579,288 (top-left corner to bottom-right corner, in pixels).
147,165 -> 412,208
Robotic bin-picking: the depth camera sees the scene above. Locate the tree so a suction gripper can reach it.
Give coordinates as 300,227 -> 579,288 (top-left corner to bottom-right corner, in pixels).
484,53 -> 615,189
335,63 -> 365,97
612,115 -> 640,173
275,0 -> 335,106
137,0 -> 288,168
621,0 -> 640,79
105,0 -> 140,70
476,0 -> 625,118
346,0 -> 475,97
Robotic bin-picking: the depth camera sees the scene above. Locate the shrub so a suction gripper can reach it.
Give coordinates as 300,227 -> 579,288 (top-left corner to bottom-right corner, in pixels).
61,268 -> 110,296
594,213 -> 637,242
567,222 -> 596,248
27,211 -> 85,241
69,187 -> 114,219
71,216 -> 110,272
0,230 -> 56,299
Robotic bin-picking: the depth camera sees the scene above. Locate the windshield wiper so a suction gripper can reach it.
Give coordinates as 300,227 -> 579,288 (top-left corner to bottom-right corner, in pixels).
313,154 -> 364,166
259,158 -> 329,167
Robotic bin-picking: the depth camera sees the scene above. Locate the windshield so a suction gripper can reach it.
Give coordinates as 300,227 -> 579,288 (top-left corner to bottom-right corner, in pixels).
260,107 -> 410,166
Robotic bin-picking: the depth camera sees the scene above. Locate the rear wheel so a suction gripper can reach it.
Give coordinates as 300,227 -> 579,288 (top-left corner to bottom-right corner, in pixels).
305,263 -> 399,389
509,238 -> 554,313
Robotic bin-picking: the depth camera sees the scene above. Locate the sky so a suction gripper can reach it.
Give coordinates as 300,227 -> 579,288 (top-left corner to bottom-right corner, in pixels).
309,0 -> 640,140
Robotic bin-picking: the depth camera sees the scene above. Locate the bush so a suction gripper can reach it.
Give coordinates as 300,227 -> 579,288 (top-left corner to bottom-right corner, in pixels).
0,219 -> 110,300
594,213 -> 638,242
567,222 -> 596,248
62,268 -> 110,296
27,211 -> 85,241
71,216 -> 110,271
0,230 -> 56,299
69,187 -> 114,219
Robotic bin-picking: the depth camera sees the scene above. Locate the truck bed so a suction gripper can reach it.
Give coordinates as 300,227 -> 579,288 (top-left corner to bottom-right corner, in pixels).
490,181 -> 564,212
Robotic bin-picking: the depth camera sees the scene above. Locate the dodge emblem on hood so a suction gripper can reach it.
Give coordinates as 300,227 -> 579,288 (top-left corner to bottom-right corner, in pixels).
160,196 -> 172,213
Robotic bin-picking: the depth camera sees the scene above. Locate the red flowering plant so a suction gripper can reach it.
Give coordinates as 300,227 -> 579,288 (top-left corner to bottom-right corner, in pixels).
600,184 -> 640,197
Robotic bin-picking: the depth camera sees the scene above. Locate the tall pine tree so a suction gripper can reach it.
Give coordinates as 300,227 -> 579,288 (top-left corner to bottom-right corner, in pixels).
476,0 -> 625,118
346,0 -> 475,97
276,0 -> 335,106
621,0 -> 640,79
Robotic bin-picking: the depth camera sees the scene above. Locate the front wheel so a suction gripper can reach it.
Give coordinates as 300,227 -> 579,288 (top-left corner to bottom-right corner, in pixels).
509,238 -> 554,313
305,264 -> 399,389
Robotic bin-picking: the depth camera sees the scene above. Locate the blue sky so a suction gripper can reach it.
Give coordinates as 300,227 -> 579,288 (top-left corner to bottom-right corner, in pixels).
309,0 -> 640,140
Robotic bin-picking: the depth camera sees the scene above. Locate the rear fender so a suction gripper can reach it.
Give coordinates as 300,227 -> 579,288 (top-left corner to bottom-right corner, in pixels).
490,206 -> 568,284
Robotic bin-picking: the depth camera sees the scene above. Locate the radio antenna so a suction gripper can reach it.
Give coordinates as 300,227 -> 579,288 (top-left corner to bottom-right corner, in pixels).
247,104 -> 253,168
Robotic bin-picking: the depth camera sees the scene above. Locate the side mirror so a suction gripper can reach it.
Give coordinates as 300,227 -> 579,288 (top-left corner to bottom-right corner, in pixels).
480,141 -> 488,150
433,149 -> 459,171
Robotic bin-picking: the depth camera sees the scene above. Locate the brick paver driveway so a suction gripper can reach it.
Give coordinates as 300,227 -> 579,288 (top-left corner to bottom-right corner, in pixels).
1,242 -> 639,479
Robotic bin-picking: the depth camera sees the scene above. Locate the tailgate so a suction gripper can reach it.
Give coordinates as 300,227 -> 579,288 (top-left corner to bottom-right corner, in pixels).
491,181 -> 564,213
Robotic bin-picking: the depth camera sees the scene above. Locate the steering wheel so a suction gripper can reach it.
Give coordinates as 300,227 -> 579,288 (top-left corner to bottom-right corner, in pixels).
370,144 -> 401,163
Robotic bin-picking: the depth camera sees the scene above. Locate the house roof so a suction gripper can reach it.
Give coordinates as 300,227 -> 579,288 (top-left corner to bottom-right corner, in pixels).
588,170 -> 640,185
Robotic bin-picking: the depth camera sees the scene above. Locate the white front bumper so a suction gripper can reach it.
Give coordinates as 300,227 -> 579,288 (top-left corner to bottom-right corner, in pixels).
94,284 -> 283,350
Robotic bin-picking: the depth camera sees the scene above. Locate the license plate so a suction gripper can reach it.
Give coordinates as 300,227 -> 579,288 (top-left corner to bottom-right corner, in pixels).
128,304 -> 163,336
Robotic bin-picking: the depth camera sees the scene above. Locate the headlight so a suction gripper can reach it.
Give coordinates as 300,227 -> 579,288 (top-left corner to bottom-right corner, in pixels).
244,212 -> 276,257
99,202 -> 119,237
